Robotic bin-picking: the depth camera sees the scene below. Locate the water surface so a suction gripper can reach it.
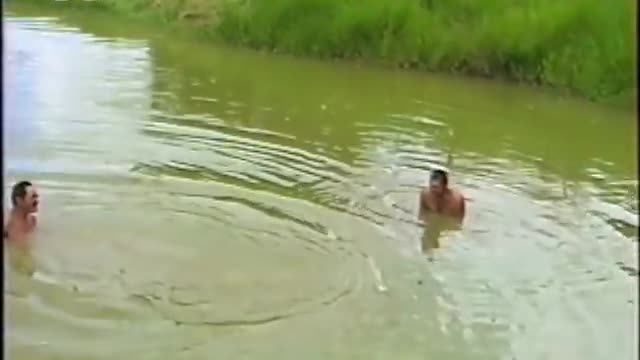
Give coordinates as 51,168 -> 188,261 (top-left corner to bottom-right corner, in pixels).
4,8 -> 638,360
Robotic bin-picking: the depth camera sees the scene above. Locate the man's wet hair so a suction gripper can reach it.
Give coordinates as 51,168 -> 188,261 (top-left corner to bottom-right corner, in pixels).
11,181 -> 32,207
429,169 -> 448,186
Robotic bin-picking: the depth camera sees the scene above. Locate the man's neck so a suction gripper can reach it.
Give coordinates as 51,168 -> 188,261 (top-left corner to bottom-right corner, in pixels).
11,208 -> 30,219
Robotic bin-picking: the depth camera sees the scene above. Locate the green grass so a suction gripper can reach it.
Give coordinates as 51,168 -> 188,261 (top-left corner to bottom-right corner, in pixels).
12,0 -> 637,103
217,0 -> 636,101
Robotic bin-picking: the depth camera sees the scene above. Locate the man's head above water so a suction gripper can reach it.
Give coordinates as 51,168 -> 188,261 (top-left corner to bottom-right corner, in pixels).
11,181 -> 39,214
428,169 -> 449,197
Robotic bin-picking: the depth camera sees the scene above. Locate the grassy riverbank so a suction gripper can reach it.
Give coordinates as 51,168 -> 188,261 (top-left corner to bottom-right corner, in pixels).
12,0 -> 637,104
218,0 -> 636,101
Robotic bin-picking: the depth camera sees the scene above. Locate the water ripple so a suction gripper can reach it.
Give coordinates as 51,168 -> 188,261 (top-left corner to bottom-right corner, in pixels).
5,13 -> 637,360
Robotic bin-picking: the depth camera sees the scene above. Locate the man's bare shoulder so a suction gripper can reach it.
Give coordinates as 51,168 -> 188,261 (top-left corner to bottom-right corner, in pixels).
4,215 -> 16,241
420,188 -> 436,206
446,187 -> 461,198
4,212 -> 37,240
451,189 -> 466,211
4,211 -> 16,232
420,187 -> 432,200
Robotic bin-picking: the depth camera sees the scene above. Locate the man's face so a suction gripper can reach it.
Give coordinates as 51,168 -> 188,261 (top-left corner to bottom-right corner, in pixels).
429,179 -> 446,197
18,186 -> 39,213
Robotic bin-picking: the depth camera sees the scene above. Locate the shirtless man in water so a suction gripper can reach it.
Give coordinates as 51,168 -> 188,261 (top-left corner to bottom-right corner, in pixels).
4,181 -> 39,244
418,169 -> 465,222
418,170 -> 465,256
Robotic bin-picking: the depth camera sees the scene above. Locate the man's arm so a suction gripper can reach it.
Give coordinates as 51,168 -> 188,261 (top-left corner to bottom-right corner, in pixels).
418,190 -> 429,222
4,216 -> 12,240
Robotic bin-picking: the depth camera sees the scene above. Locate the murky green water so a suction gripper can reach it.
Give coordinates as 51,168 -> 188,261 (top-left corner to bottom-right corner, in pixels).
5,7 -> 638,360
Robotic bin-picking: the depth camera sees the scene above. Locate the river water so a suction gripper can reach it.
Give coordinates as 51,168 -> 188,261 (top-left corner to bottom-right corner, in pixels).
4,8 -> 638,360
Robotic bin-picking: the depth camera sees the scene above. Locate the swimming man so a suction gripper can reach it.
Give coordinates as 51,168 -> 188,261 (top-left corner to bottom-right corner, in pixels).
4,181 -> 39,244
418,169 -> 465,222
